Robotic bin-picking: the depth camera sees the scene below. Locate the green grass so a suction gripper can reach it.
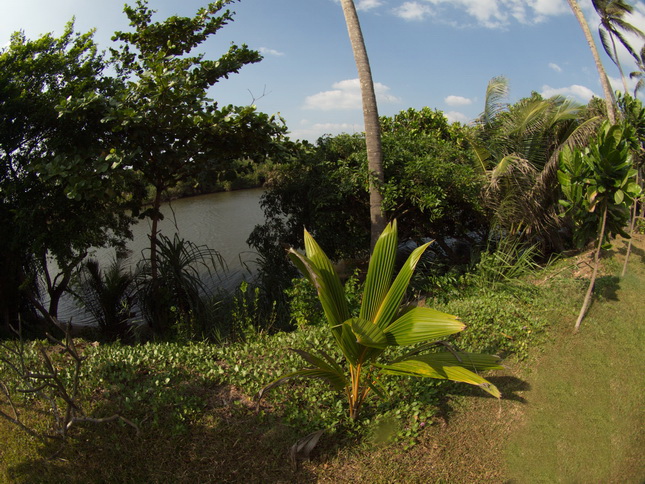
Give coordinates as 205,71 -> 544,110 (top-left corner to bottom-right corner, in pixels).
0,236 -> 643,483
504,237 -> 645,483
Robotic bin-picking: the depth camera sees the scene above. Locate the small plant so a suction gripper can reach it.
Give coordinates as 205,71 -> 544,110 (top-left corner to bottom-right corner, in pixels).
136,233 -> 225,337
0,326 -> 138,445
558,121 -> 642,330
231,281 -> 277,341
73,258 -> 135,341
258,221 -> 502,421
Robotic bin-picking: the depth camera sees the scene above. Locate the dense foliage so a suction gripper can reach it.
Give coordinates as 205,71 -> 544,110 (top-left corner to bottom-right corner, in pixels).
0,24 -> 134,334
1,1 -> 286,336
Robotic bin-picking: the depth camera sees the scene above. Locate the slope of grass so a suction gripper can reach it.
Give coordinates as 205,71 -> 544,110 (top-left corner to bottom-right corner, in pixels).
0,236 -> 643,483
504,236 -> 645,483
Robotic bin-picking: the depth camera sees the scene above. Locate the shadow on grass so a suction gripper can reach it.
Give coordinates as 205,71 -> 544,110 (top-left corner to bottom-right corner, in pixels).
441,376 -> 530,405
613,238 -> 645,264
594,275 -> 620,301
6,405 -> 322,483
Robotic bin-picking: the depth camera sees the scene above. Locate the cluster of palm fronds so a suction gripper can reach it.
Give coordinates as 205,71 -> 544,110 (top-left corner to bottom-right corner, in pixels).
73,234 -> 224,341
471,76 -> 602,252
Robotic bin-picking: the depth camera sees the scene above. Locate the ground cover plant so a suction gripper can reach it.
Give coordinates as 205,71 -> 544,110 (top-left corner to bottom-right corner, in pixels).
1,235 -> 642,482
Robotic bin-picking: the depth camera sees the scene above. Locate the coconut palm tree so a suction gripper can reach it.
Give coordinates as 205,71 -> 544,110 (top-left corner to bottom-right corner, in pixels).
629,45 -> 645,96
592,0 -> 645,93
567,0 -> 618,123
339,0 -> 386,249
473,77 -> 601,251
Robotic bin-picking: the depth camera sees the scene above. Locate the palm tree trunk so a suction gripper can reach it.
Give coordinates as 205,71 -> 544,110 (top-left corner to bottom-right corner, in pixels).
339,0 -> 386,249
574,204 -> 608,332
621,171 -> 640,277
567,0 -> 618,124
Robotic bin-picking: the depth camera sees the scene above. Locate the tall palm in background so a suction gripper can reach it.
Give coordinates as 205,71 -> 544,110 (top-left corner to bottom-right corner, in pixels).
567,0 -> 618,123
473,77 -> 601,251
629,45 -> 645,96
593,0 -> 645,93
339,0 -> 386,250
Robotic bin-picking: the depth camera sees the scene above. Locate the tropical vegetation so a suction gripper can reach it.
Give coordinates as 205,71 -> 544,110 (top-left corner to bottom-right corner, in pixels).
1,0 -> 645,480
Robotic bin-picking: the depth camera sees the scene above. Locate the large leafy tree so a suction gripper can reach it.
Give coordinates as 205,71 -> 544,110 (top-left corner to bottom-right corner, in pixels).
339,0 -> 386,249
248,108 -> 487,296
0,24 -> 133,332
592,0 -> 645,93
98,0 -> 288,278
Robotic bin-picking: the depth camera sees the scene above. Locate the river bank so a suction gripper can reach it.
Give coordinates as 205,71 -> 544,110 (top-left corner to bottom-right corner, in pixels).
2,236 -> 642,482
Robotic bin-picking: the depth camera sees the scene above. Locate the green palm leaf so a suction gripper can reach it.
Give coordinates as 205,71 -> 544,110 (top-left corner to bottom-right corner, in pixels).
350,317 -> 387,348
373,241 -> 431,329
360,220 -> 397,322
383,307 -> 465,346
379,352 -> 503,398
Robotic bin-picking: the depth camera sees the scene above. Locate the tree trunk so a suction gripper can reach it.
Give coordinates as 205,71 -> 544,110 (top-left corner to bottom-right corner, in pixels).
567,0 -> 618,124
339,0 -> 387,249
621,171 -> 641,277
574,204 -> 608,332
150,186 -> 163,280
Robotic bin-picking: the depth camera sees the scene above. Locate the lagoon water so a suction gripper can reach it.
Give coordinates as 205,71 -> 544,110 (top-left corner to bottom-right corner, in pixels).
57,188 -> 266,324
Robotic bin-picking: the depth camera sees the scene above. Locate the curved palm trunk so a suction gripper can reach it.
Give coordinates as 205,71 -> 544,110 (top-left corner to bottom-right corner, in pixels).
574,204 -> 608,332
340,0 -> 386,249
567,0 -> 617,123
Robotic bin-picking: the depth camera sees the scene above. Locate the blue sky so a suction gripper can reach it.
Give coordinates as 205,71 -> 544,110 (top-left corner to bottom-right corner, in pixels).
2,0 -> 644,142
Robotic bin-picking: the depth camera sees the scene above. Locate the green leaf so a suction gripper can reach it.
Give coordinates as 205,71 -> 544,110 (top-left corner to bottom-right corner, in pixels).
257,368 -> 346,404
350,317 -> 387,349
303,230 -> 350,323
373,241 -> 432,329
383,307 -> 465,346
288,246 -> 348,328
379,352 -> 503,398
336,321 -> 364,366
614,189 -> 624,204
360,221 -> 397,323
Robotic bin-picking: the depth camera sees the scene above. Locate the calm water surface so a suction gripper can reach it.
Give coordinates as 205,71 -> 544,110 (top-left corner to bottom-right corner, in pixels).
58,188 -> 266,323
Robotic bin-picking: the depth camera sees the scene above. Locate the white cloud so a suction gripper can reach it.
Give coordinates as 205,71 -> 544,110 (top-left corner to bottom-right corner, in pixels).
290,121 -> 363,141
445,95 -> 473,106
303,78 -> 401,110
444,111 -> 470,124
356,0 -> 384,11
259,47 -> 285,57
608,74 -> 644,97
393,2 -> 433,21
529,0 -> 569,17
418,0 -> 568,28
332,0 -> 384,12
540,84 -> 596,102
549,62 -> 562,72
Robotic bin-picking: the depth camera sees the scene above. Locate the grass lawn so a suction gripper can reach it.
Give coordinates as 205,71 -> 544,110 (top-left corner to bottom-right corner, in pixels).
1,236 -> 643,483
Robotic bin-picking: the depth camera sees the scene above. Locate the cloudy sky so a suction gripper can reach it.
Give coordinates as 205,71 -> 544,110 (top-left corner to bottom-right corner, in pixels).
2,0 -> 645,141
